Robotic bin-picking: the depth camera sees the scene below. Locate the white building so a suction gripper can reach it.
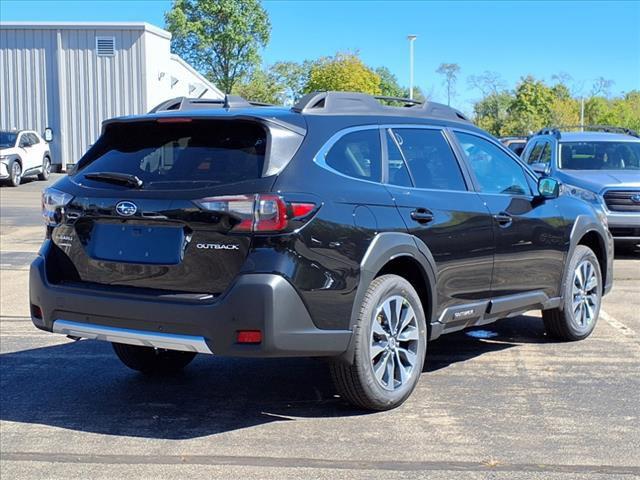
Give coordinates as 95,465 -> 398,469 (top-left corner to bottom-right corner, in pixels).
0,22 -> 224,170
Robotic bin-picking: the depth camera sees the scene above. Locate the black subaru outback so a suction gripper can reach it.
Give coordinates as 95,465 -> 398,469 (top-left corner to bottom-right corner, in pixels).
30,92 -> 613,410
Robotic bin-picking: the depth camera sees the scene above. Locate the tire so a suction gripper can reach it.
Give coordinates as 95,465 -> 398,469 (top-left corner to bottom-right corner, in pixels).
38,156 -> 51,181
331,274 -> 427,411
543,245 -> 602,341
112,343 -> 197,374
8,160 -> 22,187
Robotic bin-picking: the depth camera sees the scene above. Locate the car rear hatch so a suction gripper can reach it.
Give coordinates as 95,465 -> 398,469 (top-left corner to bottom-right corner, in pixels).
46,116 -> 305,297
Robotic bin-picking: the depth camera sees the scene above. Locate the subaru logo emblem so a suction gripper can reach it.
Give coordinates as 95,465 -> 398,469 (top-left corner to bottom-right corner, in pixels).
115,201 -> 137,216
631,194 -> 640,204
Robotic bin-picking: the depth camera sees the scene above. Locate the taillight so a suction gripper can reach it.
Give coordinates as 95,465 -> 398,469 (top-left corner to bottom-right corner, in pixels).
195,194 -> 315,232
42,188 -> 73,226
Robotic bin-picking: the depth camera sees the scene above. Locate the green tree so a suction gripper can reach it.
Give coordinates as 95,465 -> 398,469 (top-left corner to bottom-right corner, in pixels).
375,66 -> 405,98
304,53 -> 381,95
270,60 -> 313,103
436,63 -> 461,106
232,68 -> 281,104
506,76 -> 555,134
468,72 -> 509,135
165,0 -> 271,94
472,92 -> 513,136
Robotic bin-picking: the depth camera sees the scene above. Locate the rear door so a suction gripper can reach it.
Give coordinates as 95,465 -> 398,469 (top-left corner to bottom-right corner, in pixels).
51,119 -> 283,295
383,126 -> 495,322
451,131 -> 566,299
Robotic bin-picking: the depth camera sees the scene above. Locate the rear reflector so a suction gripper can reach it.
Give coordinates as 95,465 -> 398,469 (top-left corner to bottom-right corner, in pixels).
290,202 -> 315,218
30,304 -> 43,320
236,330 -> 262,344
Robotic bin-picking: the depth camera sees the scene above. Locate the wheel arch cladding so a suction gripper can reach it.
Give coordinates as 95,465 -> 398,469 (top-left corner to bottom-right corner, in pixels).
577,230 -> 607,290
569,215 -> 609,295
338,232 -> 437,365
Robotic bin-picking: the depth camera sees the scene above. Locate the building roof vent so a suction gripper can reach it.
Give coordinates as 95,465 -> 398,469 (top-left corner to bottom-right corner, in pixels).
96,36 -> 116,56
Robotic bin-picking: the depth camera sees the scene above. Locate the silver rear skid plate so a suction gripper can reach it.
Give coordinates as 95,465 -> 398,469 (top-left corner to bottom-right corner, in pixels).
52,319 -> 213,354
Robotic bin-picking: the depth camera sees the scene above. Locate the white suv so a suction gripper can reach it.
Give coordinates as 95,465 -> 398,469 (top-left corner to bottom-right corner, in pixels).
0,130 -> 52,186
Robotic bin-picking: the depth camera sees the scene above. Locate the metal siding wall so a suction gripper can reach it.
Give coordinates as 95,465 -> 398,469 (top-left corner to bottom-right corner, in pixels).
60,29 -> 145,164
0,28 -> 61,162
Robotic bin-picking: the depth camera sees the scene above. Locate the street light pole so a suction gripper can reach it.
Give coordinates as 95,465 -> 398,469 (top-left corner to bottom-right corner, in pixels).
407,35 -> 417,100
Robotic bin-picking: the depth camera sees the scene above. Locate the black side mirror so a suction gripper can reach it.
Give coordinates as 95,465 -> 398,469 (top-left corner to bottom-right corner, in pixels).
538,177 -> 560,199
43,128 -> 53,143
530,162 -> 550,176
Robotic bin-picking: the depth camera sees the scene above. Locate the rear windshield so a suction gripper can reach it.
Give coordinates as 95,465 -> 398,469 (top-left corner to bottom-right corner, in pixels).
75,120 -> 267,190
559,141 -> 640,170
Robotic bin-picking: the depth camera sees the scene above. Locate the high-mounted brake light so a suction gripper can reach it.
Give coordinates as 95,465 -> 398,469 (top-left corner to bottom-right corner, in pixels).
195,194 -> 315,232
156,117 -> 192,124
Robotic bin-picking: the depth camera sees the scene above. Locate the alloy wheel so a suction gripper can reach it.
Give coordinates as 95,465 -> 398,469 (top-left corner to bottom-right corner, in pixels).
370,295 -> 420,391
11,162 -> 21,185
571,259 -> 599,330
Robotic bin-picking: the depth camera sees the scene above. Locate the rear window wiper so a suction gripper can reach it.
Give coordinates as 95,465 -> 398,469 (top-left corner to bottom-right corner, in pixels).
83,172 -> 144,189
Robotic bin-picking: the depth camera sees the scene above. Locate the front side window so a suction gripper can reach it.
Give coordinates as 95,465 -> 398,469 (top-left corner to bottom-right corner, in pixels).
539,142 -> 551,164
526,141 -> 543,164
559,141 -> 640,170
456,132 -> 531,196
325,129 -> 381,181
29,133 -> 40,145
391,128 -> 466,191
18,134 -> 30,148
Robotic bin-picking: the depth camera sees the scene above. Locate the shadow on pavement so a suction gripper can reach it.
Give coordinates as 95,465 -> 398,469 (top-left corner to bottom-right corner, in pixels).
1,314 -> 552,439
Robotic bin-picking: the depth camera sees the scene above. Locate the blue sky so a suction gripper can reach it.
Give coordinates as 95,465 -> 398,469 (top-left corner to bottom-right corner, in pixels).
1,0 -> 639,113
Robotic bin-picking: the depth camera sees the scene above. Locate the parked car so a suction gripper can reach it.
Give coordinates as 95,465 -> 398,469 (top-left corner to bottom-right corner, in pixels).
500,136 -> 529,156
523,126 -> 640,247
0,129 -> 53,186
30,92 -> 613,410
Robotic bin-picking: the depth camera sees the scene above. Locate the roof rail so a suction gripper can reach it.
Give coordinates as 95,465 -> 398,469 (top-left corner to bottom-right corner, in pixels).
292,91 -> 471,122
535,127 -> 562,139
535,125 -> 639,138
148,95 -> 272,113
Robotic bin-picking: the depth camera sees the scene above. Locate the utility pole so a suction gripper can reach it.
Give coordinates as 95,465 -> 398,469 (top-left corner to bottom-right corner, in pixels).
407,35 -> 417,100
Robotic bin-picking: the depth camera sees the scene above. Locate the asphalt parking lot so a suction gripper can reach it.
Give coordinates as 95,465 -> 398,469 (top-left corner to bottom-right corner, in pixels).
1,176 -> 638,479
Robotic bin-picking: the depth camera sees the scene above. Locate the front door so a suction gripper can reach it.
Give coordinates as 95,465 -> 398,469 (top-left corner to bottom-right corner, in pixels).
452,131 -> 566,300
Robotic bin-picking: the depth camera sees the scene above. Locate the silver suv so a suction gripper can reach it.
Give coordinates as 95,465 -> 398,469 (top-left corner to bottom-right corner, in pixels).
523,127 -> 640,247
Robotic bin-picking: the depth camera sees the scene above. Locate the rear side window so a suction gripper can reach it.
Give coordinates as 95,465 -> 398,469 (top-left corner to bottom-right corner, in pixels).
76,120 -> 267,190
391,128 -> 466,191
324,129 -> 381,181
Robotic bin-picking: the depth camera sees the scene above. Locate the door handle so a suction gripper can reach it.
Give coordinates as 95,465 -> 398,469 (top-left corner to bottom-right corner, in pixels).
410,209 -> 434,224
493,212 -> 513,227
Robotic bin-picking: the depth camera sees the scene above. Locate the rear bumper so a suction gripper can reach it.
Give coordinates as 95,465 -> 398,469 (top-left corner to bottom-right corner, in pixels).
30,240 -> 351,357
